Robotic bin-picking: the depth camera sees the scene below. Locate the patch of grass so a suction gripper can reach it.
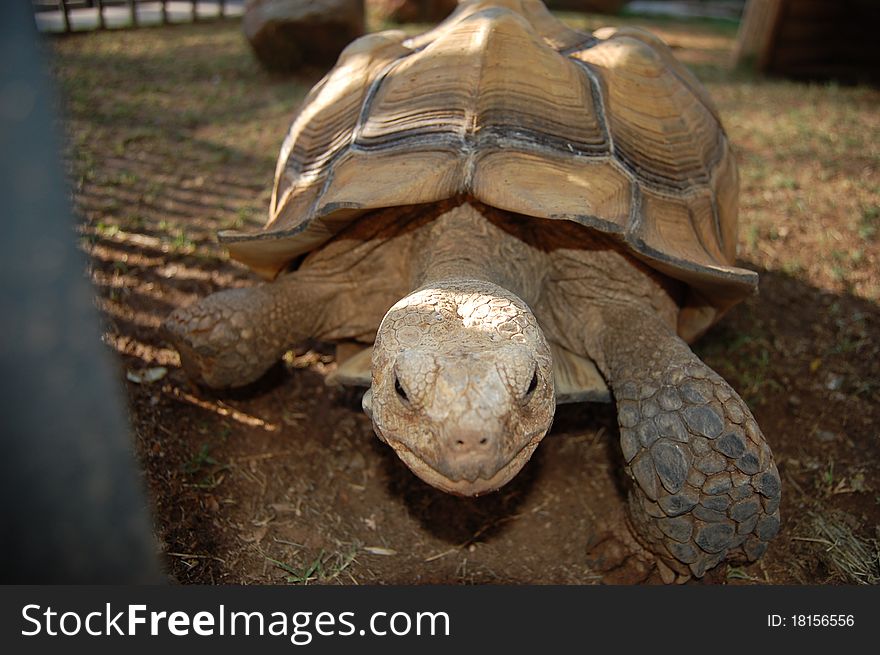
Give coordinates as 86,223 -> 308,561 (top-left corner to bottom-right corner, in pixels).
169,230 -> 196,252
182,443 -> 216,475
697,327 -> 781,407
859,205 -> 879,241
726,566 -> 767,583
268,546 -> 358,585
780,259 -> 804,276
95,221 -> 120,238
770,173 -> 799,190
120,214 -> 147,231
111,170 -> 138,187
225,206 -> 255,230
182,443 -> 229,489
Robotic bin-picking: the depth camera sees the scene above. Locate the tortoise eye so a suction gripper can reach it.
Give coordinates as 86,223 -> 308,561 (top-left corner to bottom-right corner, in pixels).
394,375 -> 409,403
525,370 -> 539,397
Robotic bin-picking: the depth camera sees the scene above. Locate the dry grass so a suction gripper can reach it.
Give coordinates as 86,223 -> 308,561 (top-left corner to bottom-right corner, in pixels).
800,511 -> 880,584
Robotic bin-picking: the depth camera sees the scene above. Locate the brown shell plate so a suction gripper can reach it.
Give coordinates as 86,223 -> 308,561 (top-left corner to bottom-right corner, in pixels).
221,0 -> 756,336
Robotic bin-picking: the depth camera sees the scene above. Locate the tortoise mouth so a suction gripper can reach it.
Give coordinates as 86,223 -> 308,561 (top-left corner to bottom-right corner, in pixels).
382,429 -> 547,497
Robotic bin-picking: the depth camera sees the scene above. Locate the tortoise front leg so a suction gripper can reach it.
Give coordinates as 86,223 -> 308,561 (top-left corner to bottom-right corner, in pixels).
590,308 -> 781,580
163,272 -> 331,388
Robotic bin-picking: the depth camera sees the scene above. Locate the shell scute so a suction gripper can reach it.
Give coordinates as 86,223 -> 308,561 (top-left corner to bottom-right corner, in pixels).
221,0 -> 754,331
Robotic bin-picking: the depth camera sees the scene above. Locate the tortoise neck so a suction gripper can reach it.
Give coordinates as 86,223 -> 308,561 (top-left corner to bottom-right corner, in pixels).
411,202 -> 544,305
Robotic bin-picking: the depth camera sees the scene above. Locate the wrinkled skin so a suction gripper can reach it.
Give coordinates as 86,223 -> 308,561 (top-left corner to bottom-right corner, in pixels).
164,201 -> 781,581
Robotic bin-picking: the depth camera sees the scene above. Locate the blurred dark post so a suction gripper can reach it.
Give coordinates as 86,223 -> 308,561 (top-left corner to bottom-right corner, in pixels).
192,0 -> 199,22
0,0 -> 164,583
161,0 -> 169,24
127,0 -> 138,27
95,0 -> 106,30
58,0 -> 71,32
220,0 -> 227,18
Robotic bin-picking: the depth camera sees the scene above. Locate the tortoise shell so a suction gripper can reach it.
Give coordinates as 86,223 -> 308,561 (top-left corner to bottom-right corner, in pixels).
221,0 -> 754,341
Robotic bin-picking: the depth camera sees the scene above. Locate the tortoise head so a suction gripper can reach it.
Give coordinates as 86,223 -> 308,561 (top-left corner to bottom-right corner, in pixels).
366,280 -> 555,496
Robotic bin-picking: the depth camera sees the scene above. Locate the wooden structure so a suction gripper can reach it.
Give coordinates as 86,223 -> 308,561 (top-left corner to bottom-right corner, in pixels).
544,0 -> 625,13
733,0 -> 880,83
34,1 -> 236,33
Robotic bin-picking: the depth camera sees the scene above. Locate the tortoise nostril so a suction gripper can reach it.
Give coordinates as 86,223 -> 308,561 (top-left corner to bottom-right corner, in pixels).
452,434 -> 491,451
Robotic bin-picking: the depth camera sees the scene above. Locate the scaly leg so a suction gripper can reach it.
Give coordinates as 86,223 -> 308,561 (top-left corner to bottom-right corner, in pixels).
163,273 -> 333,388
591,307 -> 781,579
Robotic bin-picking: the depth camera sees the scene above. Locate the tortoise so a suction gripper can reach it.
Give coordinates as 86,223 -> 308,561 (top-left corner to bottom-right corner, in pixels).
164,0 -> 781,581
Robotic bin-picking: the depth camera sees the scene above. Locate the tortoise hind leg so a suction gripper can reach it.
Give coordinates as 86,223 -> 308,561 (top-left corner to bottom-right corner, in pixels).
163,273 -> 331,388
592,308 -> 782,580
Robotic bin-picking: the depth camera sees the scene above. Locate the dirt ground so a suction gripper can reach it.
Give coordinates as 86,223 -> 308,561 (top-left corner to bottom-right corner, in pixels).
48,10 -> 879,584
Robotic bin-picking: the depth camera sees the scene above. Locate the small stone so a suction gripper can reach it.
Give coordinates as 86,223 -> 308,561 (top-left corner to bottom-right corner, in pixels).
701,495 -> 731,512
636,420 -> 660,448
658,516 -> 693,543
756,515 -> 781,541
683,405 -> 724,438
744,536 -> 768,561
658,489 -> 699,517
715,431 -> 746,458
655,412 -> 688,442
695,452 -> 727,475
737,514 -> 759,535
815,429 -> 838,443
694,506 -> 726,522
631,452 -> 660,501
618,402 -> 640,428
702,472 -> 733,495
641,398 -> 660,418
651,440 -> 690,494
657,387 -> 682,411
695,522 -> 736,553
668,541 -> 699,564
729,498 -> 760,522
825,373 -> 844,391
735,453 -> 761,475
620,429 -> 640,462
244,0 -> 365,72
